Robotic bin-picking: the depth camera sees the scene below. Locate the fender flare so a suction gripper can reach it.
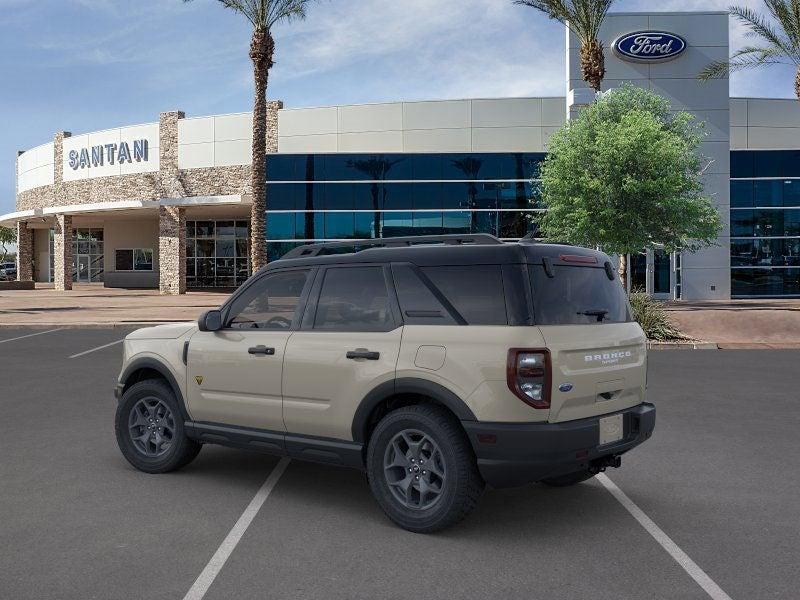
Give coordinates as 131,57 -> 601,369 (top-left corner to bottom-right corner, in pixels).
118,357 -> 190,422
351,377 -> 477,443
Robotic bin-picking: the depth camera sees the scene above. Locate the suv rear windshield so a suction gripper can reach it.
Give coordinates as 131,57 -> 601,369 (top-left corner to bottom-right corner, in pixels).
530,265 -> 631,325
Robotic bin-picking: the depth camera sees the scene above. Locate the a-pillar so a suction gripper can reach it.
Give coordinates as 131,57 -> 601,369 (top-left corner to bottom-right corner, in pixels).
16,221 -> 33,282
159,205 -> 186,295
53,214 -> 73,291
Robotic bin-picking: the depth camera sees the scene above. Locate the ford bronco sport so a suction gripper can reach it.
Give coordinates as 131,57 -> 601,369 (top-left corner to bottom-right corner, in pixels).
114,234 -> 655,532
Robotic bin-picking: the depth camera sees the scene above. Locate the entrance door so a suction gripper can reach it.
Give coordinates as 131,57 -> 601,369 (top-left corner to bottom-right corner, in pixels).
652,249 -> 672,299
186,268 -> 314,432
77,256 -> 90,282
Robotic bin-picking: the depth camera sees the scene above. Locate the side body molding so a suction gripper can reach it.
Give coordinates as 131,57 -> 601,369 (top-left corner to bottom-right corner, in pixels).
117,357 -> 190,422
351,377 -> 477,443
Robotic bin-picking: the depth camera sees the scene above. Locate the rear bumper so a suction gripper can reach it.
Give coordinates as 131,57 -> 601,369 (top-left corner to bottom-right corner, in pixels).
462,402 -> 655,489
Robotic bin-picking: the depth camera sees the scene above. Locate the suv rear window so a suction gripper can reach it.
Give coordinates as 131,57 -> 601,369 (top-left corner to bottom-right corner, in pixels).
530,265 -> 631,325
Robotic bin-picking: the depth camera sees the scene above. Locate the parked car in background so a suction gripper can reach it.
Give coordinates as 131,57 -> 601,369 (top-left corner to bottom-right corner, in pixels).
0,262 -> 16,281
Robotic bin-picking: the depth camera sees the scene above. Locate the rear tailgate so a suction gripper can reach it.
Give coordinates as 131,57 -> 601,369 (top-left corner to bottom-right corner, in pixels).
539,323 -> 646,422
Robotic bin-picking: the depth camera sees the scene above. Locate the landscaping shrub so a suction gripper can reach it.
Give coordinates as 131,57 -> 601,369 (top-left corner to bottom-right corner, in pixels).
628,292 -> 688,341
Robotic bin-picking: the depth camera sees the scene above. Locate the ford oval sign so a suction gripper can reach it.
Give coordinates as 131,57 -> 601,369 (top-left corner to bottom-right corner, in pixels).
613,31 -> 686,63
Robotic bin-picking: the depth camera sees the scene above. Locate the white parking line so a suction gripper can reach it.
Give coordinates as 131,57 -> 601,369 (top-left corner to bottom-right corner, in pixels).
183,457 -> 291,600
0,329 -> 63,345
597,473 -> 733,600
68,338 -> 124,359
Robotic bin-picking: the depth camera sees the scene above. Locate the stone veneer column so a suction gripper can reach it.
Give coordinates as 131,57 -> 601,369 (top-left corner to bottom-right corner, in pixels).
53,214 -> 73,291
158,111 -> 186,295
159,206 -> 186,295
16,221 -> 33,282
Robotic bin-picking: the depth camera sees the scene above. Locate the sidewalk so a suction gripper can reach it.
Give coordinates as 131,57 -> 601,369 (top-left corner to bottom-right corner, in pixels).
0,283 -> 227,327
664,299 -> 800,349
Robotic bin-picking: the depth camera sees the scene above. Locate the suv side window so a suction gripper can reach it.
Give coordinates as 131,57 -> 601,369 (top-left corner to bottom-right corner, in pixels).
391,264 -> 458,325
313,266 -> 394,331
420,265 -> 508,325
226,269 -> 310,329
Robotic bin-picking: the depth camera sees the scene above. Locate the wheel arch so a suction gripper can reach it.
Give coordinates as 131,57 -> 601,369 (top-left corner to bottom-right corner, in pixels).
351,378 -> 477,444
119,357 -> 190,422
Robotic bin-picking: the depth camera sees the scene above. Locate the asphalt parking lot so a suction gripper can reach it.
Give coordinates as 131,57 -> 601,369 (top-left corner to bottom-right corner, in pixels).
1,328 -> 798,600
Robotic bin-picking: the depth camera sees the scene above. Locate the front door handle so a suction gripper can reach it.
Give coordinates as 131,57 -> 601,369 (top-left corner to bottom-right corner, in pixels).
248,345 -> 275,356
346,349 -> 380,360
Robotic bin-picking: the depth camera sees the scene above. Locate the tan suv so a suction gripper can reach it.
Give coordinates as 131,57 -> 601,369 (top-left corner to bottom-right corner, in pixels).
114,234 -> 655,532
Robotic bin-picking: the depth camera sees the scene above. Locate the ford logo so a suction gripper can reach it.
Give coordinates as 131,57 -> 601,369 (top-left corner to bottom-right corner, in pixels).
559,383 -> 573,393
613,31 -> 686,62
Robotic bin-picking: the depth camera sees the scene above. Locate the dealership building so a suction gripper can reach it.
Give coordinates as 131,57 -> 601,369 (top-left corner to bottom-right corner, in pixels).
4,10 -> 800,299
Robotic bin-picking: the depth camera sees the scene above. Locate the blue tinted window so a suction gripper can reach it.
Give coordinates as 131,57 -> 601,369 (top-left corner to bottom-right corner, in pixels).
324,183 -> 354,210
267,184 -> 299,210
297,183 -> 324,211
781,150 -> 800,177
383,212 -> 413,237
295,212 -> 323,240
266,213 -> 295,240
471,182 -> 499,209
786,210 -> 800,235
443,211 -> 471,234
325,213 -> 355,239
754,151 -> 783,177
730,152 -> 753,178
266,155 -> 296,181
441,183 -> 470,209
731,210 -> 753,237
355,213 -> 378,238
412,182 -> 443,209
783,180 -> 800,207
499,211 -> 530,238
413,212 -> 443,235
472,211 -> 499,236
754,180 -> 783,207
412,155 -> 442,180
730,181 -> 753,208
732,268 -> 800,296
382,183 -> 413,210
353,183 -> 380,210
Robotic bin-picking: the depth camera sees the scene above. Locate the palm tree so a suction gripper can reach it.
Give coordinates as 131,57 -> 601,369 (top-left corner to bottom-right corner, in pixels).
514,0 -> 615,92
184,0 -> 315,272
699,2 -> 800,101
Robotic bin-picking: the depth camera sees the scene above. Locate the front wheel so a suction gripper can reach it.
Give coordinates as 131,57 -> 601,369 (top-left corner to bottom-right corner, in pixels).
115,379 -> 201,473
367,405 -> 484,533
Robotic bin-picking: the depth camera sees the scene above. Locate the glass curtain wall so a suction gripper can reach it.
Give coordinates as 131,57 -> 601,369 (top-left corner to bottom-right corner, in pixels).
731,151 -> 800,297
186,220 -> 250,288
264,153 -> 545,262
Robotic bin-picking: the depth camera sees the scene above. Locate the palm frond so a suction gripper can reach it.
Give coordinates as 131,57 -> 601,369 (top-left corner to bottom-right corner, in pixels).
730,5 -> 800,64
515,0 -> 615,43
699,46 -> 789,80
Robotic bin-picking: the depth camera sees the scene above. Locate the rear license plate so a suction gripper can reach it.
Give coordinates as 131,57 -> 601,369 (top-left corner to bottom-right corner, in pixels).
599,413 -> 624,445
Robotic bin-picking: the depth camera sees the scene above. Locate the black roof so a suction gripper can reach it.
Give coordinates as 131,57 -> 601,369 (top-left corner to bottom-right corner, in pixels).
268,235 -> 611,270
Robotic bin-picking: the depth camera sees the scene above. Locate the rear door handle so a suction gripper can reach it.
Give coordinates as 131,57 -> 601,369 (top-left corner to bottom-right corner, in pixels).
346,349 -> 380,360
248,345 -> 275,356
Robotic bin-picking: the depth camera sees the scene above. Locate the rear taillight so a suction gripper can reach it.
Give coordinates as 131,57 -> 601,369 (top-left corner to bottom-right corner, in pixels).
507,349 -> 551,409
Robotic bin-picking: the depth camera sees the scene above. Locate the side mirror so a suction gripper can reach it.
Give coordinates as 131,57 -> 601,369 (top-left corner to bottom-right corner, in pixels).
198,309 -> 223,332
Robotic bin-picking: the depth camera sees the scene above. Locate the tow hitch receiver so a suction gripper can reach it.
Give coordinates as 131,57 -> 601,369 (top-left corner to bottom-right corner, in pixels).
589,455 -> 622,474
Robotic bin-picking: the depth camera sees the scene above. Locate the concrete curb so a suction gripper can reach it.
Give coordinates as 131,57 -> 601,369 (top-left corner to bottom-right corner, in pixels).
648,341 -> 719,350
0,322 -> 178,329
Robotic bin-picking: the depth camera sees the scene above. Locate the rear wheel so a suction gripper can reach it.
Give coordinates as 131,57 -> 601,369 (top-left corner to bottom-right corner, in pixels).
367,404 -> 484,533
540,469 -> 595,487
115,379 -> 201,473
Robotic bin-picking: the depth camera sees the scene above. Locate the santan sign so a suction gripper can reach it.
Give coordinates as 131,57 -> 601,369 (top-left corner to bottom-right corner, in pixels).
613,31 -> 687,62
68,139 -> 149,170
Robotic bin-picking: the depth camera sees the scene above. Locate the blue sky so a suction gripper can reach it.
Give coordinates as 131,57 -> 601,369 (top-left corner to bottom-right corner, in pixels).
1,0 -> 797,215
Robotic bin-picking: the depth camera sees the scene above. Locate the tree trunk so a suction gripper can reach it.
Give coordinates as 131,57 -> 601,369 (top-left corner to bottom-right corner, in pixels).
580,40 -> 605,92
249,28 -> 275,273
796,67 -> 800,102
618,253 -> 628,292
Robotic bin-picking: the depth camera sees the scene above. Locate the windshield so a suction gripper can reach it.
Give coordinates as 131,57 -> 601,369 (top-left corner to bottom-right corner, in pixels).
530,265 -> 631,325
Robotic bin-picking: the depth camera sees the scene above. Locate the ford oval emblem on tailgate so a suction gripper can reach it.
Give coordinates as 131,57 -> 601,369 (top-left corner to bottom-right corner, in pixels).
559,383 -> 573,393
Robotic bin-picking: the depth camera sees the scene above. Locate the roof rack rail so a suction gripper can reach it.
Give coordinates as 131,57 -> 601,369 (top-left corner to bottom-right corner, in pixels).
280,234 -> 503,259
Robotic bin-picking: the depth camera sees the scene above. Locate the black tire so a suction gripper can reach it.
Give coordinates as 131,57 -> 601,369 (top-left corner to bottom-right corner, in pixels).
115,379 -> 201,474
540,470 -> 595,487
367,404 -> 484,533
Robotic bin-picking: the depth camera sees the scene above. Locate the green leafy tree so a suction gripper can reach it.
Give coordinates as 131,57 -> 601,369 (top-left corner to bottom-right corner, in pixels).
184,0 -> 316,270
699,2 -> 800,100
0,226 -> 15,263
535,84 -> 722,287
514,0 -> 615,91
